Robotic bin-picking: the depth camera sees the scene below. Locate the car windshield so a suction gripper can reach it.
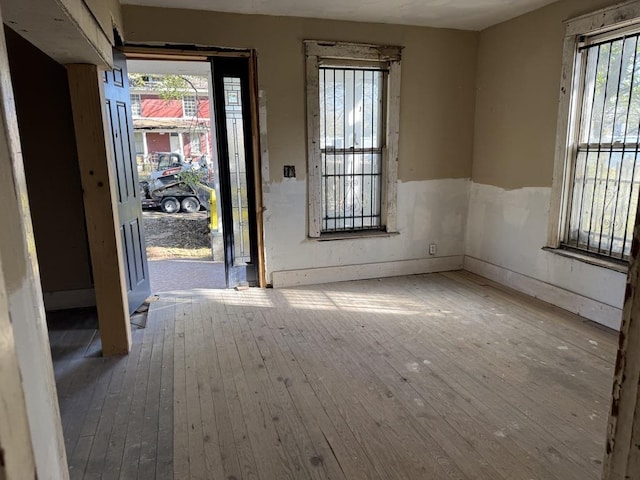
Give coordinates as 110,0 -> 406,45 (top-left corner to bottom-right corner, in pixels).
157,153 -> 182,169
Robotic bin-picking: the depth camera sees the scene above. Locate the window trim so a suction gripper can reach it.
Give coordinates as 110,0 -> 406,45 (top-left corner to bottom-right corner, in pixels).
182,95 -> 197,118
305,40 -> 402,238
191,134 -> 201,154
131,93 -> 141,117
548,0 -> 640,257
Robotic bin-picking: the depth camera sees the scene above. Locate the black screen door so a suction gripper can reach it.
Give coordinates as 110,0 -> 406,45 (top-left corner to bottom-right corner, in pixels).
211,57 -> 259,288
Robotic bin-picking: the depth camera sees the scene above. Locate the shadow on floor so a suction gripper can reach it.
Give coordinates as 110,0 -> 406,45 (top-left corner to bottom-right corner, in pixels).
47,307 -> 158,479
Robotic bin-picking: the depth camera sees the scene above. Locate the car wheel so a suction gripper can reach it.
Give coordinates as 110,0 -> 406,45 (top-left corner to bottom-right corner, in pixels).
181,196 -> 200,213
160,196 -> 180,214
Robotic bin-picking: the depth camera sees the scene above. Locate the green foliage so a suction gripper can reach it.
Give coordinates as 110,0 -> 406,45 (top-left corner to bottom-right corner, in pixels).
128,73 -> 146,89
156,75 -> 192,100
127,73 -> 207,101
176,169 -> 206,188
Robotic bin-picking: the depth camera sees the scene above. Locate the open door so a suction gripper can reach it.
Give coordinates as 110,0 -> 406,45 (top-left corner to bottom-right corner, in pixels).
211,57 -> 259,288
104,50 -> 151,312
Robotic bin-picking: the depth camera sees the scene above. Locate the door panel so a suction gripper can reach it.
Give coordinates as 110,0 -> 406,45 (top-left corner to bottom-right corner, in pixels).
104,50 -> 151,312
211,57 -> 259,287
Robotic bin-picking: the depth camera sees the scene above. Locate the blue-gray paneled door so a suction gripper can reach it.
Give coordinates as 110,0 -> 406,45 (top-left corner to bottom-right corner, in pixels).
104,50 -> 151,313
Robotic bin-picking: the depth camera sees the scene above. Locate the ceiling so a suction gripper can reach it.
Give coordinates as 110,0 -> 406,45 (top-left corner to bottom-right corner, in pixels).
120,0 -> 558,30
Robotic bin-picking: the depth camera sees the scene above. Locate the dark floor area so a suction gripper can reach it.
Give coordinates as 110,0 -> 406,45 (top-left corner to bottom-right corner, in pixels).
48,308 -> 172,480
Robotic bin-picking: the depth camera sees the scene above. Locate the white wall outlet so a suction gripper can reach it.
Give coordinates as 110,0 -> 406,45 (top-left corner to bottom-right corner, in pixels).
429,244 -> 437,255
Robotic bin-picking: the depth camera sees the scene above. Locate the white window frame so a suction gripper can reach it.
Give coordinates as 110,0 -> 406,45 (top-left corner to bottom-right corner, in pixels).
131,93 -> 141,117
191,134 -> 201,154
183,95 -> 197,118
548,0 -> 640,261
305,40 -> 402,238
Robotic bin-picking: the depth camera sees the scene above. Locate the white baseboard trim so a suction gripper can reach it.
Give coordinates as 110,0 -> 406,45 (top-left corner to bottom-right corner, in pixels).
463,256 -> 622,330
272,255 -> 464,288
43,288 -> 96,311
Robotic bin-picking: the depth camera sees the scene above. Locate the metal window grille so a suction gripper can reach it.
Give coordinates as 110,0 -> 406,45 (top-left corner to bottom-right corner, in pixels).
183,95 -> 197,118
319,66 -> 385,232
564,30 -> 640,260
131,94 -> 141,117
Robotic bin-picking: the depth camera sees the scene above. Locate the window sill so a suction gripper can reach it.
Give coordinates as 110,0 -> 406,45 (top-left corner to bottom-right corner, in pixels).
542,246 -> 628,274
315,230 -> 400,242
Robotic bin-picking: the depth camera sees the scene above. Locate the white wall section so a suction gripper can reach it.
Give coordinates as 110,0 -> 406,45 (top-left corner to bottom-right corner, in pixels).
267,177 -> 624,330
267,178 -> 470,285
465,182 -> 625,329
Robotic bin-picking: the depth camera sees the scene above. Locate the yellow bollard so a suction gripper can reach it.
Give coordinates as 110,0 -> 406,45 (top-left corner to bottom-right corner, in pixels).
209,188 -> 218,232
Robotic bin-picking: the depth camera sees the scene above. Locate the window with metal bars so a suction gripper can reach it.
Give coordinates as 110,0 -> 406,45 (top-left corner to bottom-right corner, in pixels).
305,41 -> 402,238
564,27 -> 640,261
319,66 -> 385,232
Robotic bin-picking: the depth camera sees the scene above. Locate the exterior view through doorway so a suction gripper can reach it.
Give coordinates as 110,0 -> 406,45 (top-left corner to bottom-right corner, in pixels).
123,50 -> 263,294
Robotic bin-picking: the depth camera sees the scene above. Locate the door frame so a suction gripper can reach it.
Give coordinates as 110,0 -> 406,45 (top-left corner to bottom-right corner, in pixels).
119,45 -> 267,288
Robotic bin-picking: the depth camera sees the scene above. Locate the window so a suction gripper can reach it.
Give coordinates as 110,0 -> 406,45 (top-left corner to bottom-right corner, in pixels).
134,132 -> 145,155
131,94 -> 141,117
183,95 -> 197,118
191,134 -> 201,154
305,41 -> 402,237
551,2 -> 640,262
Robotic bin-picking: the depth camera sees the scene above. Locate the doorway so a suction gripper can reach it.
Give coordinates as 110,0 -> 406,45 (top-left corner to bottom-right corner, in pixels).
124,52 -> 262,292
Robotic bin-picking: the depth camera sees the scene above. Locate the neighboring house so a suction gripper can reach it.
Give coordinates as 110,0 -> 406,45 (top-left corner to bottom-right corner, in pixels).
129,75 -> 212,166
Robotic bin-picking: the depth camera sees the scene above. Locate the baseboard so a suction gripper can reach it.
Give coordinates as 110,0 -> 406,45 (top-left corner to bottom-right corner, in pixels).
463,256 -> 622,330
43,288 -> 96,311
272,255 -> 464,288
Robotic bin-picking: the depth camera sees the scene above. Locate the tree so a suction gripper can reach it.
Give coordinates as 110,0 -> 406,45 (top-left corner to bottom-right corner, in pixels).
128,73 -> 209,157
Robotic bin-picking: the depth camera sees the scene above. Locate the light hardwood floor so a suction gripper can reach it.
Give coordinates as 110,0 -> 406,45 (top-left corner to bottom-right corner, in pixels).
51,271 -> 618,479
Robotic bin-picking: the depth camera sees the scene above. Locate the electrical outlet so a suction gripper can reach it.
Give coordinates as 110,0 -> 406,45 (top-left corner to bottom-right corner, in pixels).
429,244 -> 437,255
283,165 -> 296,178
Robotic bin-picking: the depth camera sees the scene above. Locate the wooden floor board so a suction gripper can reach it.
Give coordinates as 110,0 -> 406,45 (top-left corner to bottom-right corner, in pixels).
232,308 -> 323,479
361,295 -> 591,479
268,294 -> 412,480
192,297 -> 226,480
374,276 -> 607,475
301,304 -> 466,480
311,297 -> 506,480
253,307 -> 379,480
394,276 -> 612,438
51,273 -> 617,479
222,309 -> 301,480
243,300 -> 350,480
199,297 -> 244,480
206,293 -> 259,480
119,324 -> 155,480
172,298 -> 190,479
155,299 -> 176,480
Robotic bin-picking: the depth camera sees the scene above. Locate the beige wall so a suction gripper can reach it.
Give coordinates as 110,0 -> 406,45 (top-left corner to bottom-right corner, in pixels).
473,0 -> 622,189
5,27 -> 93,295
122,6 -> 478,182
465,0 -> 630,331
